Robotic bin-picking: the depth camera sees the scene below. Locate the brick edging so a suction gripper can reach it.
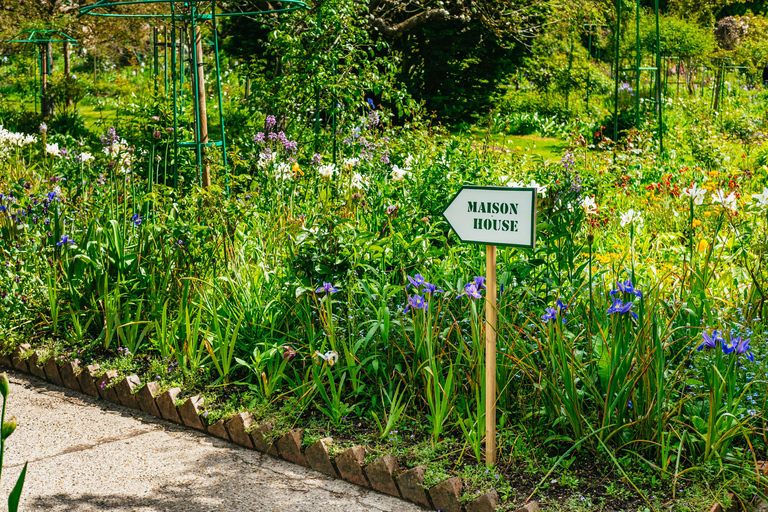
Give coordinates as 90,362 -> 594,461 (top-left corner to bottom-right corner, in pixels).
3,345 -> 526,512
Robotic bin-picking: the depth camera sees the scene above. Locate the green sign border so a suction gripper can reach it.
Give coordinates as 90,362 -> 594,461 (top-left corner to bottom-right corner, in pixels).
442,185 -> 537,249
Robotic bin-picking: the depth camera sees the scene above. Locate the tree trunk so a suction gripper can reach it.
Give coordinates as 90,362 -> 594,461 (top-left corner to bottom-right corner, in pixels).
194,25 -> 210,188
64,41 -> 72,107
713,65 -> 723,112
41,44 -> 55,117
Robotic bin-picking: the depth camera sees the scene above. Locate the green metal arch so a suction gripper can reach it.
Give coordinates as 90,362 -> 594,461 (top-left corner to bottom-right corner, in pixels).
78,0 -> 308,19
6,29 -> 78,45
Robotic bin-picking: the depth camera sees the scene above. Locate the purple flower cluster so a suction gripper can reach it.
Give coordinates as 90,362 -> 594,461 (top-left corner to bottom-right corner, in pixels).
610,279 -> 642,299
697,330 -> 754,362
253,115 -> 298,155
404,273 -> 443,313
315,282 -> 339,295
56,235 -> 75,246
607,297 -> 638,320
542,299 -> 568,324
462,276 -> 485,300
100,127 -> 120,146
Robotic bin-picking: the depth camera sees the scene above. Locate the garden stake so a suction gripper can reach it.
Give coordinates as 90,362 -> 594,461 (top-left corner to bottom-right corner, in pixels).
443,186 -> 537,467
485,244 -> 497,466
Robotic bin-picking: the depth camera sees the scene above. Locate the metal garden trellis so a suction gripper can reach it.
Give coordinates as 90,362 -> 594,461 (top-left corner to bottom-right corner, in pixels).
582,23 -> 609,111
5,29 -> 78,116
611,0 -> 663,154
78,0 -> 308,190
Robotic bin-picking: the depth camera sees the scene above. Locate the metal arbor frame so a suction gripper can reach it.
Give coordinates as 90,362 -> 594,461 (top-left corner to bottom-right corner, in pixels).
582,23 -> 608,110
5,29 -> 78,115
78,0 -> 308,190
611,0 -> 663,153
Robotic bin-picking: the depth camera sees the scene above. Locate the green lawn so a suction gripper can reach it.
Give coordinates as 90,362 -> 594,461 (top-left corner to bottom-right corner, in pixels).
462,127 -> 568,162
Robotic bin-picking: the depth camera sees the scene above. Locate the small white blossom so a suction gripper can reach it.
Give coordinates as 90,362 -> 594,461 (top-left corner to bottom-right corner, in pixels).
274,162 -> 293,181
318,163 -> 337,179
391,165 -> 410,181
314,350 -> 339,365
620,209 -> 643,227
751,188 -> 768,209
682,183 -> 706,205
45,143 -> 61,156
711,189 -> 738,212
581,195 -> 597,215
256,150 -> 276,170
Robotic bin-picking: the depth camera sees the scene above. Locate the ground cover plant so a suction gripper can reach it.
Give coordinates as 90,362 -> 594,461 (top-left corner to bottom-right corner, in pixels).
1,0 -> 768,510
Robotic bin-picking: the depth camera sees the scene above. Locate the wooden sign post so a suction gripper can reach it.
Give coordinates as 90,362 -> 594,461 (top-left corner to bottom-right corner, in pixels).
443,186 -> 537,466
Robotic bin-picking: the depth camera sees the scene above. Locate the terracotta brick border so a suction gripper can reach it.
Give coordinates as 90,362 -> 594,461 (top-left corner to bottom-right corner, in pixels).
0,348 -> 576,511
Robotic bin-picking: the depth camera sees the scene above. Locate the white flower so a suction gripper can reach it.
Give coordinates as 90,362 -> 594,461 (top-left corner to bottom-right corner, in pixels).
682,183 -> 706,205
343,157 -> 359,168
620,209 -> 643,227
403,154 -> 416,169
350,172 -> 368,190
314,350 -> 339,366
751,188 -> 768,209
256,150 -> 276,170
318,163 -> 337,179
581,195 -> 598,215
391,165 -> 410,181
711,189 -> 738,212
77,152 -> 94,163
274,162 -> 293,181
45,143 -> 61,156
0,127 -> 37,149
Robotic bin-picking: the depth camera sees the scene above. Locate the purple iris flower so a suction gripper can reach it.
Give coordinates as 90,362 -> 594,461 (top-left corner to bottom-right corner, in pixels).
722,336 -> 736,355
610,279 -> 642,298
404,294 -> 427,313
56,235 -> 75,246
557,299 -> 568,314
606,298 -> 638,320
541,307 -> 557,323
131,213 -> 142,227
463,282 -> 482,300
697,330 -> 724,351
473,276 -> 486,290
423,282 -> 444,294
735,337 -> 755,362
315,282 -> 339,295
407,274 -> 426,289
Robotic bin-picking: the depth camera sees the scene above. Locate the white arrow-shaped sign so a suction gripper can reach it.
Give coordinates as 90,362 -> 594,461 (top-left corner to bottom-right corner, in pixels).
442,186 -> 537,248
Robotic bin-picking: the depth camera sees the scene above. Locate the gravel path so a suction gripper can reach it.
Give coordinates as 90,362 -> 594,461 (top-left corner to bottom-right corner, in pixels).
0,370 -> 422,512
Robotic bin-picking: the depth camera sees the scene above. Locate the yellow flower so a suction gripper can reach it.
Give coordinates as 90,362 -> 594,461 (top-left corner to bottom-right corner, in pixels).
703,211 -> 712,217
697,239 -> 708,253
692,219 -> 702,228
292,162 -> 302,176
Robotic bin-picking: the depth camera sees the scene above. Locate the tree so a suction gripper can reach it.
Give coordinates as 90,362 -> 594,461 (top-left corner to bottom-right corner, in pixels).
366,0 -> 552,121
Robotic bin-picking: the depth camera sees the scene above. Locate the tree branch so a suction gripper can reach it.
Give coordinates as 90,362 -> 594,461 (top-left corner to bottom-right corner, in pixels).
369,8 -> 450,39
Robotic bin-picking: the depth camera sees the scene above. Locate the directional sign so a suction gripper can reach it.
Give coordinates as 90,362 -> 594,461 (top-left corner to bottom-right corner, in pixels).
442,184 -> 538,466
442,186 -> 537,248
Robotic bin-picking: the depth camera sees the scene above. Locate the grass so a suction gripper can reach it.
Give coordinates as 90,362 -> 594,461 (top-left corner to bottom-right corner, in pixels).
459,126 -> 568,161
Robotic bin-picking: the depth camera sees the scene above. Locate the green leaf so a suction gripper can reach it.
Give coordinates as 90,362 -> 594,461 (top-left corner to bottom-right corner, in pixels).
8,461 -> 27,512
